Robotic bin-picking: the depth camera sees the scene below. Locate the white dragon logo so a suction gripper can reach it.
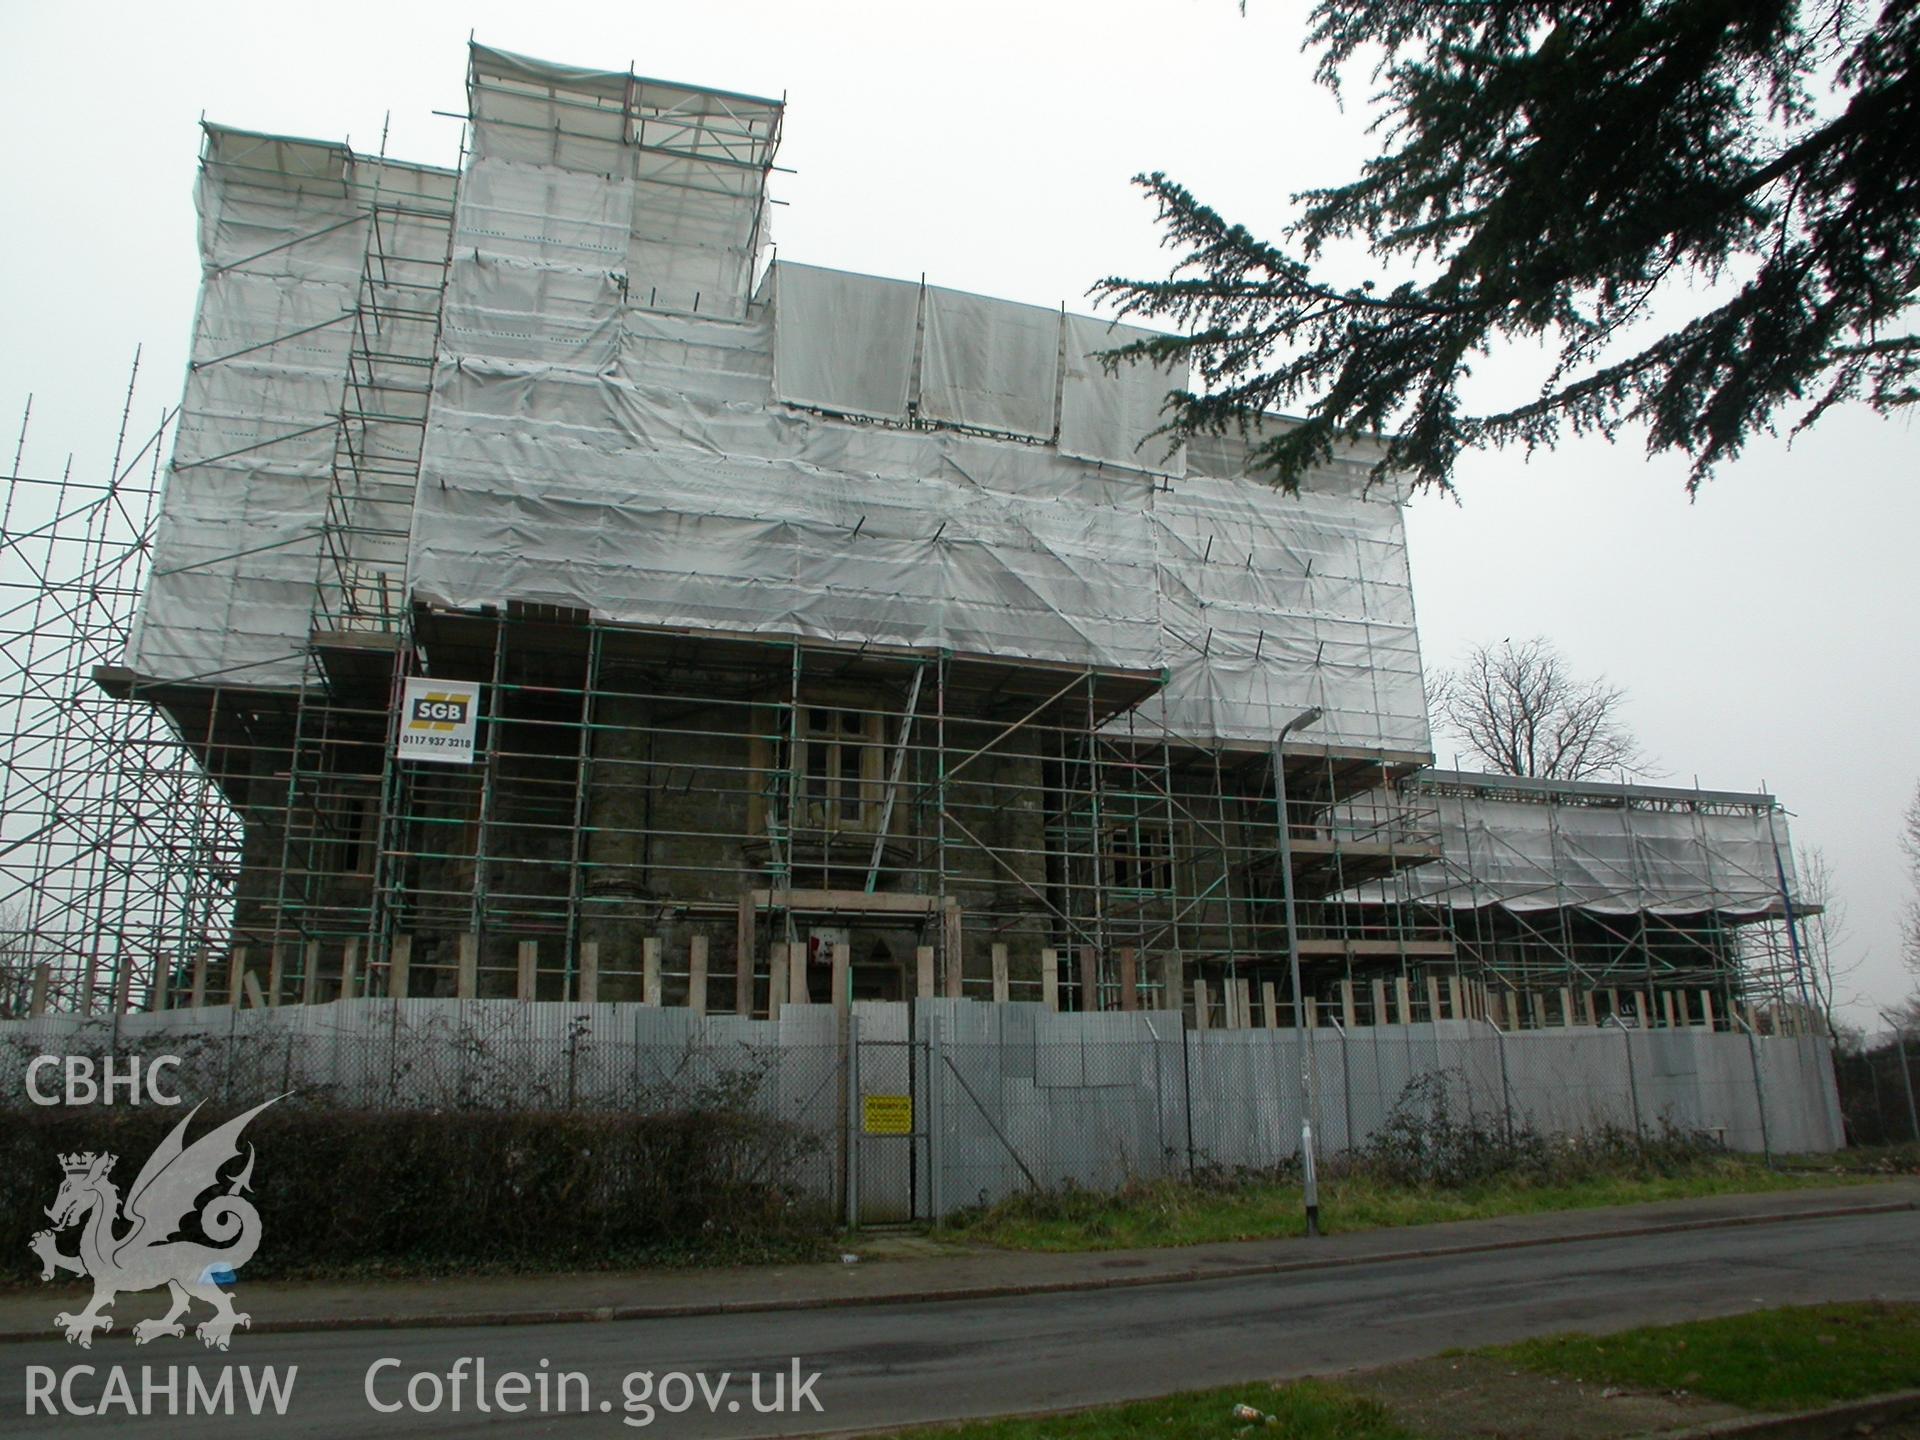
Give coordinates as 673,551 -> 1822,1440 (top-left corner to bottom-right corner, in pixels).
29,1097 -> 279,1350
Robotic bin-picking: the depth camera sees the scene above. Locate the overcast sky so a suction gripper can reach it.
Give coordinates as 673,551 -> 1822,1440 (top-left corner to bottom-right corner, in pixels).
3,2 -> 1914,1029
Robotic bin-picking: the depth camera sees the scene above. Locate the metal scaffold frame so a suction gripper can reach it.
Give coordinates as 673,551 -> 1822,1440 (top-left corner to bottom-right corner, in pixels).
0,357 -> 243,1018
1360,770 -> 1817,1033
0,41 -> 1815,1039
185,601 -> 1449,1021
1,507 -> 1815,1034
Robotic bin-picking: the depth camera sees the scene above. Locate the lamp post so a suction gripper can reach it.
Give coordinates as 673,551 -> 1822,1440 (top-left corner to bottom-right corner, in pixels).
1273,705 -> 1323,1235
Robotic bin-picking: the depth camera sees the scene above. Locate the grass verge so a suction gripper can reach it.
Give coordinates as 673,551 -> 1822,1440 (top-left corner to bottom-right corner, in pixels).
863,1381 -> 1412,1440
940,1162 -> 1872,1252
1486,1301 -> 1920,1411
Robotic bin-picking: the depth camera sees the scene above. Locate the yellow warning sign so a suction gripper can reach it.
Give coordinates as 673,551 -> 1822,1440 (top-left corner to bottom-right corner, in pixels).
862,1094 -> 912,1135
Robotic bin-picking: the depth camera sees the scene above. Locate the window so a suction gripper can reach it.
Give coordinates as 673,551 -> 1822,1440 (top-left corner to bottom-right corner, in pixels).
750,702 -> 890,837
800,706 -> 883,831
1108,824 -> 1174,893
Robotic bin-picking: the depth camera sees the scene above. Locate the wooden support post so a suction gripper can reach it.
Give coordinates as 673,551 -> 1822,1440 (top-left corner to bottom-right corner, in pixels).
29,963 -> 51,1017
242,972 -> 266,1009
1222,979 -> 1241,1030
768,942 -> 789,1018
1395,976 -> 1412,1026
1553,986 -> 1569,1027
736,892 -> 755,1017
1304,995 -> 1318,1029
1371,977 -> 1388,1027
942,902 -> 963,997
1193,978 -> 1210,1030
388,936 -> 411,1000
642,937 -> 662,1006
1583,991 -> 1599,1027
578,941 -> 600,1005
517,941 -> 538,1002
831,941 -> 850,1015
1530,991 -> 1548,1029
1240,980 -> 1255,1030
189,952 -> 208,1009
1159,953 -> 1183,1012
1041,948 -> 1059,1011
1425,974 -> 1442,1023
1262,980 -> 1280,1029
1078,946 -> 1097,1013
918,945 -> 937,1001
1662,990 -> 1678,1029
148,955 -> 169,1012
1342,979 -> 1358,1030
1446,975 -> 1463,1022
992,943 -> 1010,1005
339,939 -> 359,1001
1117,947 -> 1137,1012
1486,989 -> 1504,1028
227,947 -> 248,1006
1698,989 -> 1715,1029
302,941 -> 322,1006
457,934 -> 478,1000
267,944 -> 284,1008
1605,987 -> 1620,1023
789,942 -> 809,1007
687,936 -> 708,1016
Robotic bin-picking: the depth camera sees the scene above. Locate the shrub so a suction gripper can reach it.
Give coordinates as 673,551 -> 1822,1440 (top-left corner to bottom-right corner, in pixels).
1351,1070 -> 1723,1189
0,1100 -> 831,1283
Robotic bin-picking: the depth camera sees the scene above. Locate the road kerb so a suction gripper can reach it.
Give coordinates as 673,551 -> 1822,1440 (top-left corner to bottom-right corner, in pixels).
1668,1386 -> 1920,1438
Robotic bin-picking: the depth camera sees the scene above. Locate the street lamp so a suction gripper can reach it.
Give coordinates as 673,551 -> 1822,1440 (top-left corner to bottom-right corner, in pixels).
1273,705 -> 1323,1235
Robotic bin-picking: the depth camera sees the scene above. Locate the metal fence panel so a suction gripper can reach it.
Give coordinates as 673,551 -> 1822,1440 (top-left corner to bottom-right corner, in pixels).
0,1001 -> 1845,1220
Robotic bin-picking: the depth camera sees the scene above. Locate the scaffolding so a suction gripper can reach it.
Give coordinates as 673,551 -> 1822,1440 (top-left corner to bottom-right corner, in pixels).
3,42 -> 1814,1036
0,358 -> 242,1018
145,603 -> 1443,1022
1337,769 -> 1815,1032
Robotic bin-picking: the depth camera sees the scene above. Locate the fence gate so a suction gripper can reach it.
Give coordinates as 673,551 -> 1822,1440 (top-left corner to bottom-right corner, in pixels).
849,1001 -> 919,1223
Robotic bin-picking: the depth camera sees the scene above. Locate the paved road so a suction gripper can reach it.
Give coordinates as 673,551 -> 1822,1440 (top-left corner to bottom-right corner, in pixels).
5,1208 -> 1916,1438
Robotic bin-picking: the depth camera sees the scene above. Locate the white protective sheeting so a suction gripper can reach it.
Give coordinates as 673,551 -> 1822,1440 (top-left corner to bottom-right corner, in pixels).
129,128 -> 458,687
920,286 -> 1061,439
1385,773 -> 1800,916
133,53 -> 1432,757
129,129 -> 368,687
1059,314 -> 1187,477
769,264 -> 923,422
467,45 -> 779,320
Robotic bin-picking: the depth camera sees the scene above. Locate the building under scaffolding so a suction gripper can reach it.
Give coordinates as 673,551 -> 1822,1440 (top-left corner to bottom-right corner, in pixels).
1,43 -> 1812,1034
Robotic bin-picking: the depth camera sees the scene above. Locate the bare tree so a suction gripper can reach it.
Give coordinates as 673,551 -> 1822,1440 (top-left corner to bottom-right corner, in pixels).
1431,637 -> 1653,781
1798,845 -> 1860,1040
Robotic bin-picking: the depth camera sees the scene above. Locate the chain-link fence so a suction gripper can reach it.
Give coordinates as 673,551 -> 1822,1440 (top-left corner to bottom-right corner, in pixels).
0,997 -> 1846,1224
1832,1031 -> 1920,1147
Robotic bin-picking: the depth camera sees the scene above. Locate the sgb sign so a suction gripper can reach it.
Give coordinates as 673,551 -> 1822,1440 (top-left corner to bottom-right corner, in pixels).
396,677 -> 480,766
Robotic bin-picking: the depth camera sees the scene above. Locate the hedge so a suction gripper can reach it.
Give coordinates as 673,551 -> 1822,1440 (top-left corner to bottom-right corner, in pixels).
1,1102 -> 832,1282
